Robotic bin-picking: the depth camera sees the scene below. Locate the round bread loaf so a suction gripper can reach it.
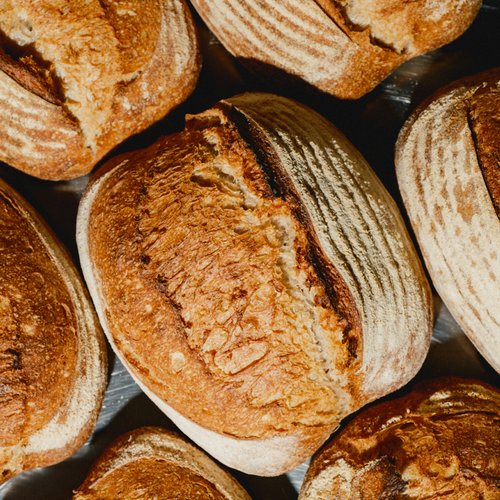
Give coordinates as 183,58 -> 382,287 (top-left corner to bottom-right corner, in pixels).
396,68 -> 500,375
72,427 -> 251,500
0,0 -> 200,180
299,377 -> 500,499
76,92 -> 433,476
0,177 -> 107,484
189,0 -> 480,99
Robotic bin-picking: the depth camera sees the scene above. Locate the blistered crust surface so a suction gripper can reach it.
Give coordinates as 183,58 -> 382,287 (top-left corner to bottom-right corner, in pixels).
189,0 -> 480,98
395,68 -> 500,374
85,109 -> 355,440
0,0 -> 200,179
300,378 -> 500,499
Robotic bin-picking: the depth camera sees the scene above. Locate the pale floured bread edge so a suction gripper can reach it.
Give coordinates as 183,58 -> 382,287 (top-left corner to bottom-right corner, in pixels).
395,69 -> 500,373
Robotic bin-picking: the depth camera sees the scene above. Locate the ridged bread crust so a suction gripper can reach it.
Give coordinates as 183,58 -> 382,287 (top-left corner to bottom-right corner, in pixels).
72,427 -> 251,500
299,377 -> 500,499
0,0 -> 200,180
189,0 -> 480,99
76,93 -> 432,476
395,68 -> 500,374
0,177 -> 107,484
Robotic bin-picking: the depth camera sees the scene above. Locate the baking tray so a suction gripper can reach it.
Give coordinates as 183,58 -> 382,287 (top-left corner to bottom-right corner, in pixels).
1,2 -> 500,498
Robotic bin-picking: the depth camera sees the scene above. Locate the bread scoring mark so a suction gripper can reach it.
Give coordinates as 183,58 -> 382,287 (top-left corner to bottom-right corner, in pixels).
129,114 -> 353,433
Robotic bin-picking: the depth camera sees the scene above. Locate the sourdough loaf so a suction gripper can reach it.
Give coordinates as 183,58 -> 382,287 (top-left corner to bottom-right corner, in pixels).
72,427 -> 251,500
299,377 -> 500,499
76,93 -> 433,476
396,68 -> 500,375
0,0 -> 200,180
189,0 -> 481,99
0,177 -> 107,484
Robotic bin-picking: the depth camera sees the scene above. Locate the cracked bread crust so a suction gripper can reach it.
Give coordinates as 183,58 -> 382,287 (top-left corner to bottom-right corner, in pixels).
72,427 -> 251,500
299,377 -> 500,499
0,177 -> 107,484
189,0 -> 480,99
0,0 -> 200,180
395,67 -> 500,375
77,93 -> 432,475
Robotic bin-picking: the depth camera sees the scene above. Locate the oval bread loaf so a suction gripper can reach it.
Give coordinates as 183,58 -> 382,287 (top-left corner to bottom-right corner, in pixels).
72,427 -> 251,500
189,0 -> 481,99
0,177 -> 107,484
299,377 -> 500,499
0,0 -> 200,180
76,92 -> 433,476
396,68 -> 500,375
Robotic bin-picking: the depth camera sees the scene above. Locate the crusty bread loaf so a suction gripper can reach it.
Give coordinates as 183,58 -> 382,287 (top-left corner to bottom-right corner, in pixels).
76,92 -> 433,476
189,0 -> 480,99
299,377 -> 500,499
0,177 -> 107,484
72,427 -> 251,500
0,0 -> 200,180
395,68 -> 500,375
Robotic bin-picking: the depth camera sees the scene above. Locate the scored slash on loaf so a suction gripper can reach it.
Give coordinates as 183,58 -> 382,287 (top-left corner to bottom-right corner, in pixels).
0,0 -> 200,180
76,92 -> 433,476
189,0 -> 481,99
396,67 -> 500,375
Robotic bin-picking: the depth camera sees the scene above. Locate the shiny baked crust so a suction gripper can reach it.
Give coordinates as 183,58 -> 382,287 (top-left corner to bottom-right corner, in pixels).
0,177 -> 107,484
76,92 -> 432,476
0,0 -> 200,180
189,0 -> 480,99
72,427 -> 251,500
395,68 -> 500,375
299,377 -> 500,499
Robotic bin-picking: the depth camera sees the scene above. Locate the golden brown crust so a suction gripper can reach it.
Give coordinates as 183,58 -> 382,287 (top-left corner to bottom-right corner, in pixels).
72,427 -> 252,500
189,0 -> 480,99
0,178 -> 107,484
300,377 -> 500,499
0,0 -> 200,180
85,110 -> 353,438
77,93 -> 432,475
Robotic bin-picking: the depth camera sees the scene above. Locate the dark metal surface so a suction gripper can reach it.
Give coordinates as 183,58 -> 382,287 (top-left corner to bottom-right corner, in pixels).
1,2 -> 500,498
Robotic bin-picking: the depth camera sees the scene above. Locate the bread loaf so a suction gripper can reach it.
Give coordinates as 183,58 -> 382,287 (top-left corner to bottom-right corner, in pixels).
395,68 -> 500,375
0,0 -> 200,180
189,0 -> 481,99
76,92 -> 433,476
299,377 -> 500,499
72,427 -> 251,500
0,177 -> 107,484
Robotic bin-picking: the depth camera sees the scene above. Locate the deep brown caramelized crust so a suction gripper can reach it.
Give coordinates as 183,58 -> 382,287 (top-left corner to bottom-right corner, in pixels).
74,458 -> 227,500
0,192 -> 78,454
468,82 -> 500,218
301,377 -> 500,499
87,108 -> 361,439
